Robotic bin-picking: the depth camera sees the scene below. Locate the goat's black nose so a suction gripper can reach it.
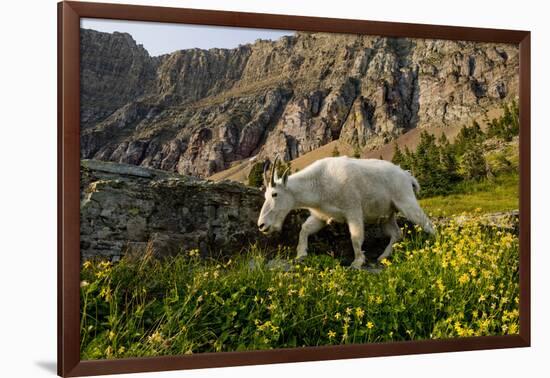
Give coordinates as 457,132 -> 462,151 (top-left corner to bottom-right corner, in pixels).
259,223 -> 265,229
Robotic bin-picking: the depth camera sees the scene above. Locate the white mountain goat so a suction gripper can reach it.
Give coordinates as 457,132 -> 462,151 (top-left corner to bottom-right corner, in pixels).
257,156 -> 435,269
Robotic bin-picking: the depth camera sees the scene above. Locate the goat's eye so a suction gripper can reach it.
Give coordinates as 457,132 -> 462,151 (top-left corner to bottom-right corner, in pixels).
272,193 -> 278,198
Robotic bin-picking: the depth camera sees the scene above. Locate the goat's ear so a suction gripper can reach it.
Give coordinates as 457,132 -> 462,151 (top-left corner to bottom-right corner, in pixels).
281,167 -> 290,186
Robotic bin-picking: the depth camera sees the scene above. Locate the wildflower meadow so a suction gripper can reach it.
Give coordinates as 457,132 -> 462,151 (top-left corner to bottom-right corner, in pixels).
80,214 -> 519,359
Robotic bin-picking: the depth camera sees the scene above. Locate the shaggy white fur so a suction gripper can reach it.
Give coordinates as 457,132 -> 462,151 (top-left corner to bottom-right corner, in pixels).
257,156 -> 435,268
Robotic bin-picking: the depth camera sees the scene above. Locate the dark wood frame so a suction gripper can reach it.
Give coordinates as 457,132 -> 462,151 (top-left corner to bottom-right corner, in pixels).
58,1 -> 531,376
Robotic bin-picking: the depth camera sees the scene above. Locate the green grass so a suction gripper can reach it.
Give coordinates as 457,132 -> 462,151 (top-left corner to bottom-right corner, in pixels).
80,217 -> 519,359
420,173 -> 519,217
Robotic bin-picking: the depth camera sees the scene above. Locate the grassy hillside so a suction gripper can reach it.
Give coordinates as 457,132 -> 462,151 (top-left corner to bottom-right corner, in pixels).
420,173 -> 519,217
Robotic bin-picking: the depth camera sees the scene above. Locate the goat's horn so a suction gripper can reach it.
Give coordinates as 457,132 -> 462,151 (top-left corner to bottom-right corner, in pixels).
281,167 -> 290,186
270,155 -> 280,186
262,160 -> 270,185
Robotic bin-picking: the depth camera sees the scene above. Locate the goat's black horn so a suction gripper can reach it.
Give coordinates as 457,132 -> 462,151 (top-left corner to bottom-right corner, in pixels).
270,155 -> 280,186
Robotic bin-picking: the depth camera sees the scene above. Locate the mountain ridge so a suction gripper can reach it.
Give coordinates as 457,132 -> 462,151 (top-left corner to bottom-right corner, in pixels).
80,28 -> 519,178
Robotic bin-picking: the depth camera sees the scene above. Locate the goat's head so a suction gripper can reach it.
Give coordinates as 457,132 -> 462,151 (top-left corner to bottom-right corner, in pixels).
257,156 -> 293,234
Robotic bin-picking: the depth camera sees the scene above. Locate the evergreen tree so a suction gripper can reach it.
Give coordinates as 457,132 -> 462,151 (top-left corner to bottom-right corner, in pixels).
248,161 -> 265,188
487,101 -> 519,141
459,144 -> 487,180
413,131 -> 450,197
454,121 -> 485,157
331,145 -> 340,157
276,160 -> 292,178
438,133 -> 459,182
392,143 -> 404,167
402,146 -> 414,172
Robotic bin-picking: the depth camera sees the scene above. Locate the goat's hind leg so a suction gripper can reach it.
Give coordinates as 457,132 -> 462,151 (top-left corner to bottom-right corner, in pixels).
296,215 -> 326,260
394,198 -> 435,235
377,214 -> 402,262
347,215 -> 366,269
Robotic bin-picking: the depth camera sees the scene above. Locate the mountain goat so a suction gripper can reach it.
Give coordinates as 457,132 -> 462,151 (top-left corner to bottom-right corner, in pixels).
257,156 -> 435,269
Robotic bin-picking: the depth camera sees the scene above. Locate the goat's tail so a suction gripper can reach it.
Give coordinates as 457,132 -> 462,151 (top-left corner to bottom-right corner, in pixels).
406,171 -> 420,195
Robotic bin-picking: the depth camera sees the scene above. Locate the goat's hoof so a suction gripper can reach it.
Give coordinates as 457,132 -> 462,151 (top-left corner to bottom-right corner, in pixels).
350,261 -> 364,270
366,263 -> 384,273
294,255 -> 307,263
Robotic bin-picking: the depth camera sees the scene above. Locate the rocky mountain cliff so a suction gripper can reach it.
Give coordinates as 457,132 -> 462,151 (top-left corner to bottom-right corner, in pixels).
81,28 -> 519,177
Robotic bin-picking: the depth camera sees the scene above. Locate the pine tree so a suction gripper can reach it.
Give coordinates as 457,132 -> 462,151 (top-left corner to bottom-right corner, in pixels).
331,145 -> 340,157
487,101 -> 519,141
459,144 -> 487,180
455,121 -> 485,156
402,146 -> 414,172
276,160 -> 292,178
438,133 -> 459,182
392,143 -> 404,167
413,131 -> 450,196
248,161 -> 265,188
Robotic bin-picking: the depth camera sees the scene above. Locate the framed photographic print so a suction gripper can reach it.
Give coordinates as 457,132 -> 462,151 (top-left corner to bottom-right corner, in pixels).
58,1 -> 530,376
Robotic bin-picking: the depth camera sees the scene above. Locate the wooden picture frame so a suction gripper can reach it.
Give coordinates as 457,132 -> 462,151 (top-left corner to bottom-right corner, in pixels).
58,1 -> 530,376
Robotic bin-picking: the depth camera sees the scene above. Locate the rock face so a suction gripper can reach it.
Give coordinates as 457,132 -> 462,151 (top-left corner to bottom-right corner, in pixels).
80,159 -> 264,260
81,29 -> 519,177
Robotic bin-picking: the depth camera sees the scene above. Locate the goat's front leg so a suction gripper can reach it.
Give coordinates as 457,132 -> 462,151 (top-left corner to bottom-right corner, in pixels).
347,215 -> 366,269
296,215 -> 326,260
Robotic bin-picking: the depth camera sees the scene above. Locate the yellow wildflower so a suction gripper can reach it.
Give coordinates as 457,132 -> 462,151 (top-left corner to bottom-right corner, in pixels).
148,331 -> 163,344
458,273 -> 470,285
435,278 -> 445,292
